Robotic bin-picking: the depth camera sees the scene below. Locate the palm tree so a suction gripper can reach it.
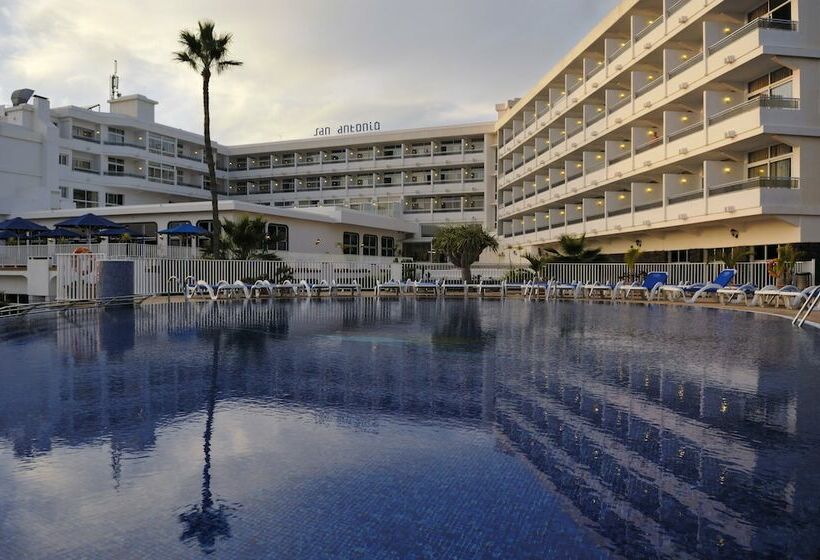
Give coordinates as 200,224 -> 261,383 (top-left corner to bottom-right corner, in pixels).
432,224 -> 499,282
523,253 -> 550,279
624,245 -> 642,280
220,216 -> 267,260
544,234 -> 606,263
174,21 -> 242,259
712,246 -> 752,269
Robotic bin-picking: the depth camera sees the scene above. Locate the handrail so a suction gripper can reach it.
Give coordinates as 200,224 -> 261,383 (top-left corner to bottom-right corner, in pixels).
666,0 -> 687,16
667,121 -> 703,142
608,95 -> 631,114
635,78 -> 662,98
634,17 -> 663,42
793,287 -> 820,327
607,40 -> 631,62
708,96 -> 799,125
709,176 -> 798,195
667,52 -> 703,78
634,136 -> 663,154
667,189 -> 703,203
608,152 -> 631,165
586,111 -> 605,126
708,18 -> 796,55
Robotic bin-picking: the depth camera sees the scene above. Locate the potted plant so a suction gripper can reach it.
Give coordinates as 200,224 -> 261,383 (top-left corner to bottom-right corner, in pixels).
624,245 -> 642,282
768,244 -> 798,287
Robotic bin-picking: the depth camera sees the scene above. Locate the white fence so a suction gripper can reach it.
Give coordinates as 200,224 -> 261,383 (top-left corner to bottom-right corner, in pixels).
400,262 -> 531,282
0,243 -> 198,266
55,253 -> 101,301
134,259 -> 398,295
541,261 -> 815,287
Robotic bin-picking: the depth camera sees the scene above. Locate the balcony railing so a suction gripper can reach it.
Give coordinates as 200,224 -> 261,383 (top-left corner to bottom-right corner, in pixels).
607,40 -> 631,62
72,167 -> 99,174
709,176 -> 798,195
634,200 -> 663,211
586,111 -> 605,126
104,140 -> 146,149
634,78 -> 662,98
585,161 -> 605,173
666,121 -> 703,142
608,207 -> 631,217
707,18 -> 797,55
666,0 -> 688,16
707,96 -> 799,125
177,154 -> 203,163
566,217 -> 583,225
608,152 -> 631,165
104,171 -> 144,179
177,180 -> 203,188
72,134 -> 100,143
667,189 -> 703,203
667,52 -> 703,79
634,17 -> 663,42
634,136 -> 663,154
608,95 -> 630,114
585,64 -> 603,80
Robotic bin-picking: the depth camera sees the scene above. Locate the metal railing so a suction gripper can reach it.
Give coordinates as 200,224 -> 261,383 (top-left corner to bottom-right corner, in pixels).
635,78 -> 662,98
708,95 -> 799,124
607,207 -> 631,217
608,95 -> 631,114
666,0 -> 688,16
708,18 -> 796,55
586,111 -> 605,126
666,121 -> 703,142
709,176 -> 798,195
104,171 -> 146,179
607,40 -> 631,62
667,189 -> 703,204
634,136 -> 663,154
634,200 -> 663,212
634,17 -> 663,41
542,260 -> 814,287
104,140 -> 146,149
608,152 -> 631,165
667,52 -> 703,78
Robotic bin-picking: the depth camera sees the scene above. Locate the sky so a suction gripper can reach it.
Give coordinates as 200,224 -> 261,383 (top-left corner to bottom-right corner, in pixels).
0,0 -> 620,144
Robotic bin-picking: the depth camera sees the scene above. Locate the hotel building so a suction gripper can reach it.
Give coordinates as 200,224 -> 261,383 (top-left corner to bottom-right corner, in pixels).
495,0 -> 820,261
0,94 -> 493,261
2,0 -> 820,264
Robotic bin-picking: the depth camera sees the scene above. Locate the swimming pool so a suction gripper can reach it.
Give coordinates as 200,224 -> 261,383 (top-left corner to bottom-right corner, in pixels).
1,299 -> 818,559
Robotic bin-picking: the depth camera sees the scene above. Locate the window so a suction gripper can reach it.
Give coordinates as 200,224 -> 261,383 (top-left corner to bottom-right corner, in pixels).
72,126 -> 96,140
195,220 -> 213,248
105,193 -> 124,206
381,236 -> 395,257
147,132 -> 176,156
748,67 -> 793,99
148,162 -> 175,184
121,222 -> 158,244
73,158 -> 93,171
342,232 -> 359,255
58,153 -> 68,166
362,234 -> 378,256
265,224 -> 289,251
72,189 -> 98,208
748,0 -> 791,22
747,144 -> 793,178
59,186 -> 68,198
108,157 -> 125,175
107,127 -> 125,144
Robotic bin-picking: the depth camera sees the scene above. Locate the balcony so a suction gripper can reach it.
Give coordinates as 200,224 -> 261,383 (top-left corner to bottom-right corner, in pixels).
72,166 -> 99,174
707,18 -> 796,56
104,171 -> 145,179
707,96 -> 799,126
105,140 -> 146,149
634,79 -> 662,99
667,189 -> 703,204
708,176 -> 797,196
72,134 -> 100,144
667,52 -> 702,79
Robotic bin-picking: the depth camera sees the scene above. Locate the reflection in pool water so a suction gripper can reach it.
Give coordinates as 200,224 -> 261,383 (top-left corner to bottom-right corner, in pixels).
0,299 -> 819,559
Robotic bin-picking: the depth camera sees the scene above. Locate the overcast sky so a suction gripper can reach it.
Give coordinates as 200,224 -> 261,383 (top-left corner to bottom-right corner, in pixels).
0,0 -> 620,144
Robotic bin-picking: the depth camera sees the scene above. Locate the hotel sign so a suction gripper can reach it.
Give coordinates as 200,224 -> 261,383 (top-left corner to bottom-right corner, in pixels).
314,121 -> 381,137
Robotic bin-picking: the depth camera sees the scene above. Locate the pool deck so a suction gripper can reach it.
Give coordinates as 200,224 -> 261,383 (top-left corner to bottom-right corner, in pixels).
143,293 -> 820,327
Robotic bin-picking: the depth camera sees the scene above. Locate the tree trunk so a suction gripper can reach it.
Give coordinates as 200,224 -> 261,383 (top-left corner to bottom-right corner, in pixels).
202,69 -> 221,259
461,264 -> 472,283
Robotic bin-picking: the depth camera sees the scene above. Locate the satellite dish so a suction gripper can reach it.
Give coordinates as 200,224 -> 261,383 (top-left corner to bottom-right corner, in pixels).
11,89 -> 34,106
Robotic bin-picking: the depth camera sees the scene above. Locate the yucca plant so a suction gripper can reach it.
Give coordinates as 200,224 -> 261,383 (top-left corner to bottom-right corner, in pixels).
432,224 -> 499,282
712,246 -> 753,269
624,245 -> 642,280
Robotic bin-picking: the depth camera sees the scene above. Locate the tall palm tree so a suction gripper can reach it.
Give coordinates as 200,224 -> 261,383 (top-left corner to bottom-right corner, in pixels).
432,224 -> 499,282
174,21 -> 242,259
544,234 -> 606,263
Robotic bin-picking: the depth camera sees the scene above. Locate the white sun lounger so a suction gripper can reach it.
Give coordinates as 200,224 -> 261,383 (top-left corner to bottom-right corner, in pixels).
330,280 -> 361,296
375,279 -> 404,296
716,283 -> 757,305
751,285 -> 820,309
441,279 -> 468,296
411,280 -> 440,296
477,279 -> 505,296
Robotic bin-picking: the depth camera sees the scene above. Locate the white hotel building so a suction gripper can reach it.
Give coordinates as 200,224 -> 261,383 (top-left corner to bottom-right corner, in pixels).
496,0 -> 820,262
1,0 -> 819,265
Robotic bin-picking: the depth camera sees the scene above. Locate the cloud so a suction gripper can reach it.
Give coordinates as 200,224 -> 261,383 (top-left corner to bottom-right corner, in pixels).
0,0 -> 620,143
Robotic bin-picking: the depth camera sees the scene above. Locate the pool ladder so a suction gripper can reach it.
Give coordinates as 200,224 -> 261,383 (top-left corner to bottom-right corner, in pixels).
792,287 -> 820,328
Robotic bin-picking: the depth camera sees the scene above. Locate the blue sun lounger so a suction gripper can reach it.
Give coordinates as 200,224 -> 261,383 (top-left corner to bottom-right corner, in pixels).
661,269 -> 736,303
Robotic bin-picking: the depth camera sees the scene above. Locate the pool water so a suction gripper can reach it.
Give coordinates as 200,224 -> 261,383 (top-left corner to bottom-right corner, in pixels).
1,299 -> 819,559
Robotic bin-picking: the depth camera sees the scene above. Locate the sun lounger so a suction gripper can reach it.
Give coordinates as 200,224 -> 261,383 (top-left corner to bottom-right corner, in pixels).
583,281 -> 620,299
716,283 -> 757,305
504,281 -> 529,296
661,269 -> 736,303
618,272 -> 668,301
548,281 -> 583,299
751,284 -> 820,309
330,280 -> 361,296
299,280 -> 331,297
477,279 -> 505,297
441,279 -> 468,296
375,279 -> 404,296
411,280 -> 440,296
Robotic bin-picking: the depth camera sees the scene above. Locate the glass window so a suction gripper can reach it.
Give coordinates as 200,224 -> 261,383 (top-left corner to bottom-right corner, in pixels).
770,81 -> 792,98
108,157 -> 125,174
148,133 -> 176,156
362,234 -> 378,256
105,193 -> 124,206
121,222 -> 158,244
342,232 -> 359,255
108,127 -> 125,144
381,236 -> 395,257
72,189 -> 98,208
58,153 -> 68,166
771,158 -> 791,177
59,186 -> 68,198
748,164 -> 767,178
148,162 -> 175,184
265,224 -> 289,252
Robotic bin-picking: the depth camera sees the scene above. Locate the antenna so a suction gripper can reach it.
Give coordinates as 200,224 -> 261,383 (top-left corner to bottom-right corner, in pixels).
110,60 -> 121,99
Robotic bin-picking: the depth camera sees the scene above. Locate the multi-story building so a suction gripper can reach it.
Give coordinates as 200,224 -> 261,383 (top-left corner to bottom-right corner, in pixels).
495,0 -> 820,261
0,94 -> 494,260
